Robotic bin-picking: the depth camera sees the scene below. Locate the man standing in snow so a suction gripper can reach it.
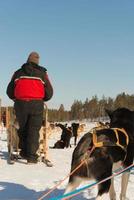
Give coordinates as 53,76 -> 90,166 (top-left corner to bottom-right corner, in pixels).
6,52 -> 53,164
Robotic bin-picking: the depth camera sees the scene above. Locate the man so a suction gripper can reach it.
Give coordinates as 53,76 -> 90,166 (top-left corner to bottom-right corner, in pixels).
6,52 -> 53,164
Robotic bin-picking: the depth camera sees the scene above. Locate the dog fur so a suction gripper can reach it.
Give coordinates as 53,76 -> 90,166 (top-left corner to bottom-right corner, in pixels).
65,108 -> 134,200
71,122 -> 80,145
53,123 -> 72,148
7,118 -> 19,154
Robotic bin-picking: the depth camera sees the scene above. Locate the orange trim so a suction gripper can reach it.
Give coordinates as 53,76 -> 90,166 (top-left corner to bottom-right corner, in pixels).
111,128 -> 129,149
92,128 -> 129,150
92,129 -> 104,148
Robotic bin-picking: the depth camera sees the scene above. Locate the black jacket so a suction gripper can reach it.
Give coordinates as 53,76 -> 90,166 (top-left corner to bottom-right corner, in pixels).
6,62 -> 53,101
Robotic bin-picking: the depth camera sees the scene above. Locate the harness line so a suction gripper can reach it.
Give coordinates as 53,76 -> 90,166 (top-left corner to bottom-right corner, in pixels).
37,127 -> 131,200
37,146 -> 95,200
51,163 -> 134,200
92,127 -> 129,150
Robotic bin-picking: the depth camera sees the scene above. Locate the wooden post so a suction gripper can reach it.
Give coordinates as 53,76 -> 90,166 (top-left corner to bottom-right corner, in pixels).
6,107 -> 10,129
0,98 -> 1,125
42,103 -> 53,167
43,103 -> 48,159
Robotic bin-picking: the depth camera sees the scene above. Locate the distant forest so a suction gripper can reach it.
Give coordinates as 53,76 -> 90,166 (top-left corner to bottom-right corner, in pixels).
48,92 -> 134,122
1,92 -> 134,123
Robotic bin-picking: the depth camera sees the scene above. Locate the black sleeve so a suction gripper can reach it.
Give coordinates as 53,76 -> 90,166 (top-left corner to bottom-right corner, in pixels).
6,74 -> 15,100
43,73 -> 53,101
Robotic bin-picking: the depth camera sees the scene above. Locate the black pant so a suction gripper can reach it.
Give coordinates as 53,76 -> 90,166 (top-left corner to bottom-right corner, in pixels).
14,100 -> 44,160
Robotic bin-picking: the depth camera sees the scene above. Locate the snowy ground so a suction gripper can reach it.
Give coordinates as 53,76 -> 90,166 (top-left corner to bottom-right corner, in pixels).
0,123 -> 133,200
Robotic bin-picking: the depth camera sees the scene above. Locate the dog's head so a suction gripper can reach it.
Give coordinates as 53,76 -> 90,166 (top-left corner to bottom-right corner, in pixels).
106,107 -> 134,139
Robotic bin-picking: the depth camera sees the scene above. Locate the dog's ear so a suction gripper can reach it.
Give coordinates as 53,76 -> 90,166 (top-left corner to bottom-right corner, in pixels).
105,109 -> 113,119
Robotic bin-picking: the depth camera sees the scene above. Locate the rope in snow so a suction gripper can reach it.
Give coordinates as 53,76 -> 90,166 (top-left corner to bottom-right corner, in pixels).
50,164 -> 134,200
37,146 -> 95,200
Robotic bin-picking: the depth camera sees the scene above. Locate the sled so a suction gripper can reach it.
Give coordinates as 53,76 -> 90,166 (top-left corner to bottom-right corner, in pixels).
6,107 -> 19,164
38,103 -> 53,167
6,104 -> 53,167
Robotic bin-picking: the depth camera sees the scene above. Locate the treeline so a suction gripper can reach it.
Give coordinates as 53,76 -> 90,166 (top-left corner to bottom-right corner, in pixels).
2,92 -> 134,124
48,92 -> 134,122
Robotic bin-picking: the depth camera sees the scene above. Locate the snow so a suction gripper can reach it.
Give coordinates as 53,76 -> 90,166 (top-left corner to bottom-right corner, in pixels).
0,123 -> 133,200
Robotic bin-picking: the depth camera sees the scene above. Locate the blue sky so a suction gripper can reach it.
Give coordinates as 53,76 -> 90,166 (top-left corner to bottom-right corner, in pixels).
0,0 -> 134,110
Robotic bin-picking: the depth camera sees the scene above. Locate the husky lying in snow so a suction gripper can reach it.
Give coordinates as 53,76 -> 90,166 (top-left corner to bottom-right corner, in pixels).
65,108 -> 134,200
